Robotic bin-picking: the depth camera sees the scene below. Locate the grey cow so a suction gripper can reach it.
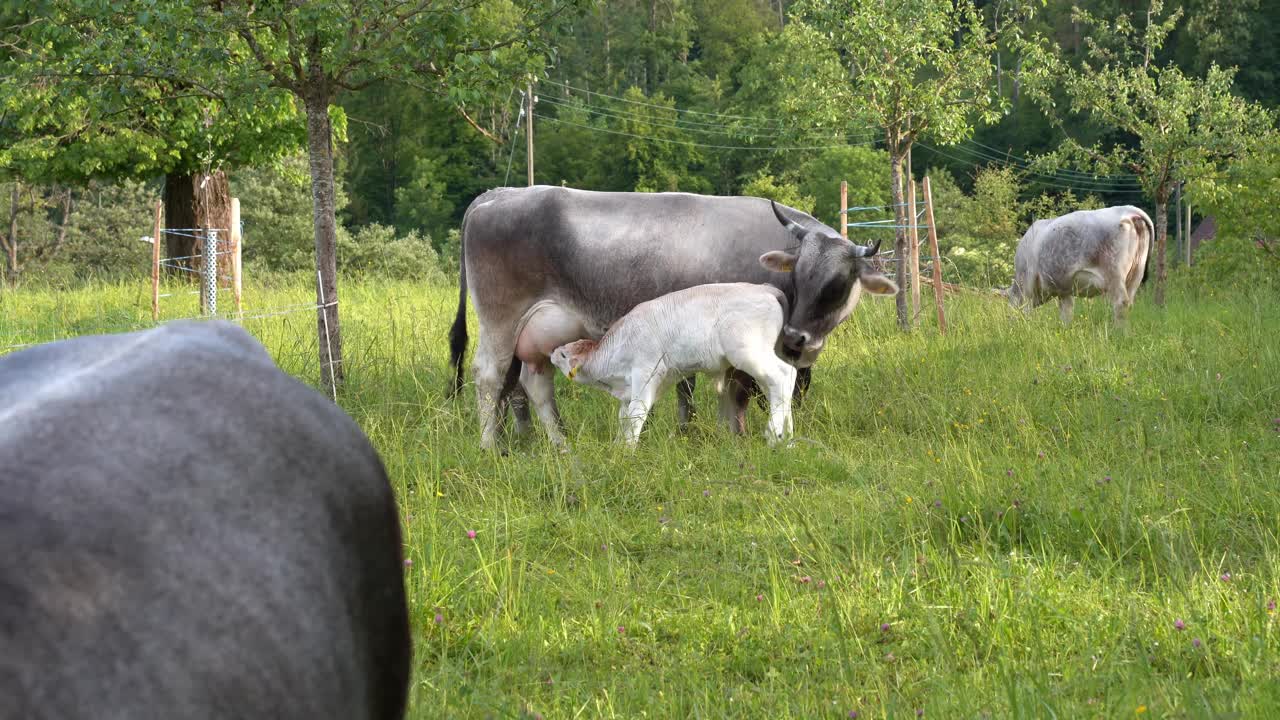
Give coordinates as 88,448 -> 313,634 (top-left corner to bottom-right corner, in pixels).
0,321 -> 410,720
1006,205 -> 1154,324
449,186 -> 898,450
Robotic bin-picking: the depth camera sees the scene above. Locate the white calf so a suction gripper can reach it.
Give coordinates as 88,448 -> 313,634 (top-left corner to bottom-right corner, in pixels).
549,283 -> 796,447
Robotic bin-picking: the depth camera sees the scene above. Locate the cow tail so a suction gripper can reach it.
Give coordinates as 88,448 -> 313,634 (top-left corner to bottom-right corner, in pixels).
448,212 -> 470,398
1139,211 -> 1155,287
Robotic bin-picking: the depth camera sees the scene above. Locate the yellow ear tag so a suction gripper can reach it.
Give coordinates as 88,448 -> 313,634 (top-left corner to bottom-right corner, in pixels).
567,365 -> 578,380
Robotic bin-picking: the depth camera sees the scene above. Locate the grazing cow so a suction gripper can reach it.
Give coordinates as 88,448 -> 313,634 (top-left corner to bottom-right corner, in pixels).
550,283 -> 798,446
449,186 -> 898,450
1006,205 -> 1154,324
0,320 -> 410,720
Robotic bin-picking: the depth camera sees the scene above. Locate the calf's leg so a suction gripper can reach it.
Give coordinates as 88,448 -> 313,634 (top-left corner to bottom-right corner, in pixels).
621,369 -> 665,447
730,351 -> 796,446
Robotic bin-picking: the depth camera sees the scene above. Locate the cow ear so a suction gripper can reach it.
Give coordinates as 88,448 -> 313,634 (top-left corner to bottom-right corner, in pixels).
858,270 -> 898,296
759,250 -> 798,273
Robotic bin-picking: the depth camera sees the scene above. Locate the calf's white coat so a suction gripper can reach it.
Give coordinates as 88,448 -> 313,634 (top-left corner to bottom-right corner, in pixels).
550,283 -> 796,446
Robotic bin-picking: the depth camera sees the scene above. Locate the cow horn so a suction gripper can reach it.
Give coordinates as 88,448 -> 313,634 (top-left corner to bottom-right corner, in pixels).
849,239 -> 880,258
770,200 -> 805,236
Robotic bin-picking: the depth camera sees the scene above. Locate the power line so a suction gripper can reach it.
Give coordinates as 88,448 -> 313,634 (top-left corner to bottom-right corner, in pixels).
963,138 -> 1142,181
940,141 -> 1143,186
538,94 -> 879,143
533,112 -> 882,152
543,78 -> 799,127
916,142 -> 1146,195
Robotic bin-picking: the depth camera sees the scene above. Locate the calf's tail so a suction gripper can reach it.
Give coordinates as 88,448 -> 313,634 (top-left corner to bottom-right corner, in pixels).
448,215 -> 469,397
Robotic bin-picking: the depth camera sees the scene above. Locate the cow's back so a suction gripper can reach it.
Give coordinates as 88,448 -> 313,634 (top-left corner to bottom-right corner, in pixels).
0,321 -> 410,720
463,186 -> 798,328
1019,206 -> 1149,290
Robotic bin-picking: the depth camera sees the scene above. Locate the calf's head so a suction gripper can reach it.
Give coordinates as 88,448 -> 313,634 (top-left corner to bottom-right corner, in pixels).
759,201 -> 898,366
550,340 -> 597,382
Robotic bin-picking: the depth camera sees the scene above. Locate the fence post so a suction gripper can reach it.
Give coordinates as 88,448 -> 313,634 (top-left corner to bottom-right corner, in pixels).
1185,201 -> 1192,267
203,228 -> 218,317
230,197 -> 242,316
840,180 -> 848,239
1174,181 -> 1183,267
908,178 -> 920,320
922,176 -> 946,334
151,200 -> 162,322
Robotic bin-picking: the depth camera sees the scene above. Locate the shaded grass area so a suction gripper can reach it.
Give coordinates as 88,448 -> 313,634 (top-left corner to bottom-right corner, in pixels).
3,275 -> 1279,718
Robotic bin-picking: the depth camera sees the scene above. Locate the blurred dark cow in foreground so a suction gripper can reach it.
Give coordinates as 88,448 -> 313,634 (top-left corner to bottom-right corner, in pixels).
449,185 -> 897,449
0,321 -> 410,720
1005,205 -> 1154,324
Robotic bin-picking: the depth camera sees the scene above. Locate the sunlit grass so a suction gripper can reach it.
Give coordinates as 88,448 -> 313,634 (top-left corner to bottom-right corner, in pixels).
3,273 -> 1279,718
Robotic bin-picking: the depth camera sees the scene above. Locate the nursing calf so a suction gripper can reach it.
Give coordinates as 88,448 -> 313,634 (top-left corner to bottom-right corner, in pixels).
1006,205 -> 1154,324
550,283 -> 796,446
0,321 -> 410,720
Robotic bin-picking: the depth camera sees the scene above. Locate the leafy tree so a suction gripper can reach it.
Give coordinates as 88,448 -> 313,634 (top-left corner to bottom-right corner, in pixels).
617,87 -> 710,192
0,5 -> 304,266
1022,0 -> 1275,306
796,146 -> 890,230
792,0 -> 1008,329
740,171 -> 814,215
231,154 -> 347,273
9,0 -> 578,393
1189,129 -> 1280,258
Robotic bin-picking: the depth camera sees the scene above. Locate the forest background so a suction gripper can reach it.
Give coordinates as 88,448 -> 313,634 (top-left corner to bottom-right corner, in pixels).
1,0 -> 1276,294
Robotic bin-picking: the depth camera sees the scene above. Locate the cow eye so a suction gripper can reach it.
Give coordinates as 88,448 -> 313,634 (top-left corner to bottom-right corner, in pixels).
813,276 -> 852,314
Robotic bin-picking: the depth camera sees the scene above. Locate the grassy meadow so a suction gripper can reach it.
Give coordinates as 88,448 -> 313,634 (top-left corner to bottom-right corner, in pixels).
3,274 -> 1279,719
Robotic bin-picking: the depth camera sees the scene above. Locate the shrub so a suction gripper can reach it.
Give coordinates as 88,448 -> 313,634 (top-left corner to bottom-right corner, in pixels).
337,223 -> 445,283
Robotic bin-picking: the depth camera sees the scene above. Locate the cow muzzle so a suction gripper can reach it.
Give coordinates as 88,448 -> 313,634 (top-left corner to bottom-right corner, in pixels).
780,326 -> 823,366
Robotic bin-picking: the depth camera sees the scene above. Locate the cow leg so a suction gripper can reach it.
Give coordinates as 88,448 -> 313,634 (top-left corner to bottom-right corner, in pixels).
794,366 -> 812,408
1108,274 -> 1132,326
518,362 -> 567,448
717,369 -> 749,435
498,358 -> 534,438
1057,296 -> 1075,325
472,331 -> 517,450
676,376 -> 697,429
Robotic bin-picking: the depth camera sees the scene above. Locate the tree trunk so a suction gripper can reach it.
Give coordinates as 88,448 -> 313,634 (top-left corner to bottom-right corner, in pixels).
1154,185 -> 1169,307
163,171 -> 232,279
646,0 -> 658,94
889,143 -> 909,330
4,183 -> 18,287
304,78 -> 344,396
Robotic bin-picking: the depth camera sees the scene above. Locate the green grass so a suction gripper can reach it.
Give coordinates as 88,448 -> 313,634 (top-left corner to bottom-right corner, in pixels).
4,274 -> 1279,719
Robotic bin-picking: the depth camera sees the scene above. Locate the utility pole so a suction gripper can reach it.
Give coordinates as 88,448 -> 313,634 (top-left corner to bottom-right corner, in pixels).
526,79 -> 535,186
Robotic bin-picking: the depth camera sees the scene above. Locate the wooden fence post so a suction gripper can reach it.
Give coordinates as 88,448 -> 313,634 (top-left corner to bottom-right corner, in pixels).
230,197 -> 242,316
1174,181 -> 1183,267
908,178 -> 920,320
1185,201 -> 1192,266
840,180 -> 848,239
922,176 -> 947,334
151,199 -> 162,321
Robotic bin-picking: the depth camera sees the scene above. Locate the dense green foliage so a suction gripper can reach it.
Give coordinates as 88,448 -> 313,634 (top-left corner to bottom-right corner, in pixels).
3,277 -> 1278,718
4,0 -> 1278,283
